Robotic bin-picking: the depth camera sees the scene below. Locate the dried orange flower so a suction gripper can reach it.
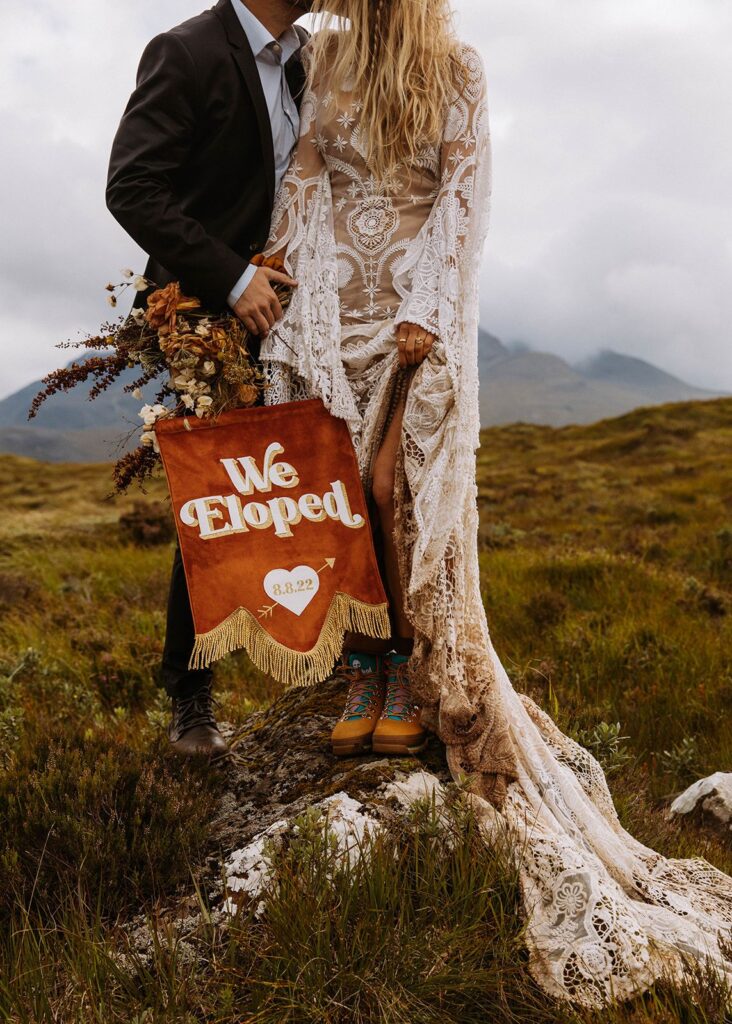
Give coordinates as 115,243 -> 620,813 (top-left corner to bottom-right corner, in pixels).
145,283 -> 201,333
209,327 -> 230,356
237,383 -> 260,406
159,333 -> 220,361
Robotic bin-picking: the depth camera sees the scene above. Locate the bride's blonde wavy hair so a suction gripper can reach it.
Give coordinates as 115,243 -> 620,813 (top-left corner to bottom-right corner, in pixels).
306,0 -> 462,181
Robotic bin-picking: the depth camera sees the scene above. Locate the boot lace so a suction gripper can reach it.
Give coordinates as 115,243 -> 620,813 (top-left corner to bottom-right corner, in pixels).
335,661 -> 383,721
172,679 -> 220,734
381,660 -> 420,722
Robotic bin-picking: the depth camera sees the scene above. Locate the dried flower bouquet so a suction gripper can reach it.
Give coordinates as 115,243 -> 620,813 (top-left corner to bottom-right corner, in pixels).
29,256 -> 292,492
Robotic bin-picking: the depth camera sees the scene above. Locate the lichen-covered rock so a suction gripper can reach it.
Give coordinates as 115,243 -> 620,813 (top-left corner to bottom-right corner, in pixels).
120,673 -> 452,965
669,772 -> 732,837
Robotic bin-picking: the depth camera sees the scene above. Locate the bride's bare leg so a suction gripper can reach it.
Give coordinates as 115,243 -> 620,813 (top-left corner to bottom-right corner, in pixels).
371,389 -> 414,644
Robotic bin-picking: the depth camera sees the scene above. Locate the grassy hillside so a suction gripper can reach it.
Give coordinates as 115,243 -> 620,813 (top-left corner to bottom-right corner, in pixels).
1,399 -> 731,1022
476,398 -> 732,804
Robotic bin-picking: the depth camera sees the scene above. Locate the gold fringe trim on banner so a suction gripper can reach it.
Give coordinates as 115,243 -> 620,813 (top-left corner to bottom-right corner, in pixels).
188,593 -> 391,688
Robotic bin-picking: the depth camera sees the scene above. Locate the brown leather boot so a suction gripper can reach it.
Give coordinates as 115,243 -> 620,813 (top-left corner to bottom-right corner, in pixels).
330,653 -> 386,757
167,678 -> 230,760
371,653 -> 427,755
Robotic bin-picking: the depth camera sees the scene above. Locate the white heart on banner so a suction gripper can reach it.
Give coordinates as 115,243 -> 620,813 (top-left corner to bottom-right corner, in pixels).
263,565 -> 320,616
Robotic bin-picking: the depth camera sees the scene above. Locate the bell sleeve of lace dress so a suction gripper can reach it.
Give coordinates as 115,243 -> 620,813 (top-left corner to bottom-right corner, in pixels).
262,75 -> 361,428
393,44 -> 492,382
392,45 -> 493,597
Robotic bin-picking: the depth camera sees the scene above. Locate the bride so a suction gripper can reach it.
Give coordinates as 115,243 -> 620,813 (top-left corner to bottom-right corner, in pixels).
260,0 -> 732,1008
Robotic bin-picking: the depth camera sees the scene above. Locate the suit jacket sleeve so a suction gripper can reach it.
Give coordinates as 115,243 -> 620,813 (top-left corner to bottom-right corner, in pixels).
106,31 -> 249,305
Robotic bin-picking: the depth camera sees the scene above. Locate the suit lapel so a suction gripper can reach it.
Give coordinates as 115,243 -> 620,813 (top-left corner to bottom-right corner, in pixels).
215,0 -> 275,208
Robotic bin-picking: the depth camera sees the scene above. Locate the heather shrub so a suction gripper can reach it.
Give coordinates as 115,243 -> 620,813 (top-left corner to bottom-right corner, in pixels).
118,501 -> 175,547
0,728 -> 221,921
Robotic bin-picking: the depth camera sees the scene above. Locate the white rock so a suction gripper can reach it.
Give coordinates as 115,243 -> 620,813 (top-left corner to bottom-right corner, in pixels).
315,791 -> 381,868
221,792 -> 381,917
222,817 -> 290,917
379,770 -> 446,809
221,776 -> 461,920
669,772 -> 732,830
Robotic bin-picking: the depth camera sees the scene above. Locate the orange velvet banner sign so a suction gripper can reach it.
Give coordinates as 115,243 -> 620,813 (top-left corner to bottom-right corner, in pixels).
155,399 -> 390,686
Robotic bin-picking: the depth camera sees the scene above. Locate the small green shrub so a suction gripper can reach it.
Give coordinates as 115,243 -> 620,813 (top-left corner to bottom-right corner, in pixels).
89,651 -> 158,711
657,736 -> 704,789
574,721 -> 634,777
479,520 -> 527,549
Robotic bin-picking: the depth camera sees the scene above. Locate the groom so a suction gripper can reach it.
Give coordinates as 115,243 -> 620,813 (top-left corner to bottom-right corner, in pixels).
106,0 -> 311,758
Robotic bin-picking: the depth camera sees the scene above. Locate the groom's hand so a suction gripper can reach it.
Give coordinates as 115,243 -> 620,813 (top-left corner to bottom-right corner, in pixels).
395,322 -> 436,368
234,266 -> 298,337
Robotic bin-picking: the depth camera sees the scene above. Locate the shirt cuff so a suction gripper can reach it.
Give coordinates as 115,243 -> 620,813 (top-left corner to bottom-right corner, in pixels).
227,263 -> 257,309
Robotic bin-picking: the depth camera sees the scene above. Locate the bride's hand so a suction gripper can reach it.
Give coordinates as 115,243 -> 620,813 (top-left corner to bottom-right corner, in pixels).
395,322 -> 436,368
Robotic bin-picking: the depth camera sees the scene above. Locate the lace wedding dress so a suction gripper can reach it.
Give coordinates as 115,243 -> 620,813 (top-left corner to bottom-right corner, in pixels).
259,40 -> 732,1008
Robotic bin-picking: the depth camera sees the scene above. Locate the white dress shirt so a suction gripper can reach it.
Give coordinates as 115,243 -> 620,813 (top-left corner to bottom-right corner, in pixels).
227,0 -> 302,308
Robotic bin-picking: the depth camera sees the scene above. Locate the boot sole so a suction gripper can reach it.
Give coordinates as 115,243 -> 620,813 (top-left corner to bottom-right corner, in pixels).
168,741 -> 231,761
371,736 -> 429,756
332,740 -> 373,757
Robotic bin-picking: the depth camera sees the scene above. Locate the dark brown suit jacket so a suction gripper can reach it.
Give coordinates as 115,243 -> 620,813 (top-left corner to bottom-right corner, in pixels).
106,0 -> 307,310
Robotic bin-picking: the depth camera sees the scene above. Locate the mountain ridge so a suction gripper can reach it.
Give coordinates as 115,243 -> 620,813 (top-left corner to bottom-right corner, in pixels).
0,334 -> 724,461
477,329 -> 722,428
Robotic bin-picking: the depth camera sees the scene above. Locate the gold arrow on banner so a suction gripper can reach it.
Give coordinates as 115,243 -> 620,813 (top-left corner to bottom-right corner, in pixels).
257,558 -> 336,620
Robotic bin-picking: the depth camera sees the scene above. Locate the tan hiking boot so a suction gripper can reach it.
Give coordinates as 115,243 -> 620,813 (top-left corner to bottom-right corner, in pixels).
330,653 -> 386,757
371,654 -> 427,755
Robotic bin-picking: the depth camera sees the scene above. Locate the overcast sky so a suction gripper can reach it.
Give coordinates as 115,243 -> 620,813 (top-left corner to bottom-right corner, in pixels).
1,0 -> 730,399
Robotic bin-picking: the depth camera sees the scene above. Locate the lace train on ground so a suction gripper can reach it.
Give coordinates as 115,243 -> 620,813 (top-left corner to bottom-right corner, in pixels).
471,643 -> 732,1007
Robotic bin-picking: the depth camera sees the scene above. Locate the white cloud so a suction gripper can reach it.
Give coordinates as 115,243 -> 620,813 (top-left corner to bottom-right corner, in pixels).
1,0 -> 731,398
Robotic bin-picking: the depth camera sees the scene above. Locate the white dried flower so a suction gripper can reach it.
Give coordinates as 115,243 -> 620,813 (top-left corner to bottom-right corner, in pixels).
121,268 -> 134,279
130,308 -> 146,326
195,395 -> 214,418
181,393 -> 195,410
132,388 -> 143,401
140,430 -> 160,453
138,403 -> 168,426
132,275 -> 148,292
173,370 -> 195,389
202,360 -> 216,376
107,295 -> 117,307
195,324 -> 211,337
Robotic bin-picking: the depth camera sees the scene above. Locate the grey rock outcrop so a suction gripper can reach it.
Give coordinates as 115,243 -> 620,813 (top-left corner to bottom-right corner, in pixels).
669,772 -> 732,836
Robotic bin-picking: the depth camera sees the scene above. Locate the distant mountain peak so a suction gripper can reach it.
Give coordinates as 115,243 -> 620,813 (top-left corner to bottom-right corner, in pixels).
576,349 -> 720,395
478,329 -> 508,361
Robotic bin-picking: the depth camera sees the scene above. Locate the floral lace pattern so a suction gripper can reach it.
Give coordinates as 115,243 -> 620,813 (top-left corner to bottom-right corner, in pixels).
470,662 -> 732,1007
260,38 -> 732,1008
